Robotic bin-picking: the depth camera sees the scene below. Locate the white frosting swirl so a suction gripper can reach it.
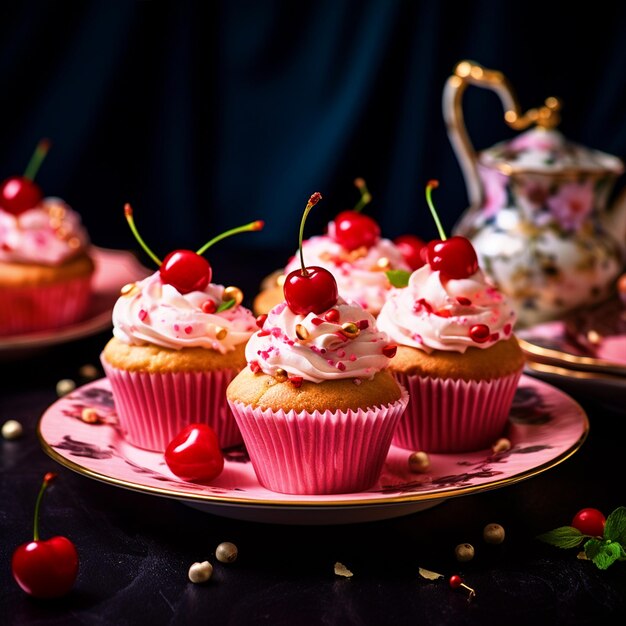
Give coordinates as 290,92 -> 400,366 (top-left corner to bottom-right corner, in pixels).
377,265 -> 517,354
246,297 -> 394,382
113,272 -> 257,353
0,198 -> 90,265
283,235 -> 410,314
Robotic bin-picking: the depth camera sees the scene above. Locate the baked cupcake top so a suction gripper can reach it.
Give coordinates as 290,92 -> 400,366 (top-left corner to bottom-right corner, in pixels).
377,263 -> 517,354
246,297 -> 396,383
113,272 -> 257,353
282,234 -> 410,314
0,198 -> 90,266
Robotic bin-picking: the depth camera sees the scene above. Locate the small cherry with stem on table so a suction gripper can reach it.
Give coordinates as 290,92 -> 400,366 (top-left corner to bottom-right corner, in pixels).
283,192 -> 339,314
124,203 -> 264,296
0,139 -> 51,215
11,472 -> 79,599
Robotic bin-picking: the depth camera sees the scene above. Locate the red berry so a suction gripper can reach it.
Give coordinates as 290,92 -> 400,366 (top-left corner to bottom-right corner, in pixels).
160,250 -> 212,294
394,234 -> 426,270
0,177 -> 43,215
284,266 -> 338,315
571,508 -> 606,537
382,344 -> 397,358
449,575 -> 463,589
332,210 -> 381,251
164,424 -> 224,482
201,299 -> 217,314
425,236 -> 479,280
469,324 -> 490,343
11,473 -> 78,599
325,309 -> 340,323
256,314 -> 268,328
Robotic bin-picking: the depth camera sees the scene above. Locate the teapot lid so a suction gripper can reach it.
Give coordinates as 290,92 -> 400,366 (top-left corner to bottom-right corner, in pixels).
480,128 -> 624,175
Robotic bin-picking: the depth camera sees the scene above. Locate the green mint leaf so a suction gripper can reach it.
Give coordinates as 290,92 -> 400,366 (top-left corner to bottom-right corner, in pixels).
386,270 -> 411,288
585,539 -> 623,570
604,506 -> 626,545
537,526 -> 585,549
216,299 -> 236,313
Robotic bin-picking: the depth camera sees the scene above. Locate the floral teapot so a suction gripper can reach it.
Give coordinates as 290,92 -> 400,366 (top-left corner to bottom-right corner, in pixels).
444,60 -> 626,327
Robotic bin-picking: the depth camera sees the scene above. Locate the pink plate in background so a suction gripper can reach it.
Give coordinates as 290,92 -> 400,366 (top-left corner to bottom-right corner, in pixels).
0,247 -> 150,357
39,375 -> 588,525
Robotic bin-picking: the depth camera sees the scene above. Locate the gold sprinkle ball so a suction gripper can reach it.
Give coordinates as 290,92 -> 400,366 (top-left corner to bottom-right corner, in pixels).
79,364 -> 99,380
295,324 -> 309,341
341,322 -> 359,338
215,326 -> 228,340
492,438 -> 511,454
408,451 -> 430,473
81,408 -> 100,424
2,420 -> 23,440
223,286 -> 243,306
215,542 -> 238,564
120,283 -> 137,296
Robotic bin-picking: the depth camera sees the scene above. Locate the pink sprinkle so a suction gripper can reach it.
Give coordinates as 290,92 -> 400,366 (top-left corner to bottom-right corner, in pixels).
311,317 -> 324,326
271,328 -> 282,337
173,324 -> 180,332
357,319 -> 369,330
320,348 -> 326,354
184,326 -> 193,335
457,296 -> 471,306
504,323 -> 512,335
260,351 -> 270,360
138,309 -> 148,321
349,354 -> 356,361
490,332 -> 499,341
337,349 -> 346,358
353,378 -> 362,386
310,346 -> 319,353
327,359 -> 334,366
412,333 -> 423,343
337,362 -> 346,371
287,340 -> 295,346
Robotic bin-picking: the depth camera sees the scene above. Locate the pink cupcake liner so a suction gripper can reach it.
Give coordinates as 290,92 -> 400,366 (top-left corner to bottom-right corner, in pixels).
227,389 -> 409,495
392,370 -> 522,453
0,276 -> 92,336
101,359 -> 243,452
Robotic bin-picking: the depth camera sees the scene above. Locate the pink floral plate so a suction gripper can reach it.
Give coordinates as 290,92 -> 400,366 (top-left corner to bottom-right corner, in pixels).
0,247 -> 150,358
38,375 -> 588,524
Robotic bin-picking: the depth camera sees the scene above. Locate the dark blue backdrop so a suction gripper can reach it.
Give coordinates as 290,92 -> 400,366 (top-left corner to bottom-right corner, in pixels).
1,1 -> 626,285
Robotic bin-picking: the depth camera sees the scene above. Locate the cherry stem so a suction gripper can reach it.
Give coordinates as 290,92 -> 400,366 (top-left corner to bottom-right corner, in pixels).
195,220 -> 264,256
124,204 -> 162,267
297,192 -> 323,277
23,139 -> 51,181
33,472 -> 57,541
425,180 -> 447,241
353,178 -> 372,213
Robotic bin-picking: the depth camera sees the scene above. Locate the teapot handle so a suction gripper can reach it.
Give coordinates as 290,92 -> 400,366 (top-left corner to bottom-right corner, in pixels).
443,60 -> 561,208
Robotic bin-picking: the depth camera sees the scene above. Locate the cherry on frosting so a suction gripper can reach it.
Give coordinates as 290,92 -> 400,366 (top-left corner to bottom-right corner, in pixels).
124,203 -> 263,295
330,178 -> 380,251
394,234 -> 426,270
283,192 -> 339,315
423,180 -> 478,280
0,139 -> 50,216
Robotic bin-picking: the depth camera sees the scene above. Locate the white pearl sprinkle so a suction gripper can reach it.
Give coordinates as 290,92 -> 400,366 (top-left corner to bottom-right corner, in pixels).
2,420 -> 23,440
56,379 -> 76,397
188,561 -> 213,583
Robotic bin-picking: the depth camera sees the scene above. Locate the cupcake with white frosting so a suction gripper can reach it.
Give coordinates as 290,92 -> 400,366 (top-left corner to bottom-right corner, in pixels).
227,192 -> 408,494
0,141 -> 94,335
377,237 -> 525,453
101,206 -> 263,451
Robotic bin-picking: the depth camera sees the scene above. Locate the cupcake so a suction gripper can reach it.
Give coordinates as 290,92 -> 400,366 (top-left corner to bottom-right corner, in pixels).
227,192 -> 408,494
376,181 -> 525,453
0,141 -> 94,335
253,179 -> 414,316
101,205 -> 262,451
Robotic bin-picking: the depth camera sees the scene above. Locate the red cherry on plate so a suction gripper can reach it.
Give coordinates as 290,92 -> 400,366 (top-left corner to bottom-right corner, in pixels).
0,177 -> 43,215
160,250 -> 212,294
164,424 -> 224,482
11,473 -> 79,598
571,508 -> 606,537
332,210 -> 381,251
394,234 -> 425,270
425,236 -> 479,280
284,265 -> 339,315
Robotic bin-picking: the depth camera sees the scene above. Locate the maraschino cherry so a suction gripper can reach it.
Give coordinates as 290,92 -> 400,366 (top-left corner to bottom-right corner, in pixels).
124,203 -> 264,294
0,139 -> 51,215
164,424 -> 224,482
571,507 -> 606,537
331,178 -> 381,251
394,234 -> 425,270
11,473 -> 79,598
284,192 -> 339,315
423,180 -> 478,280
